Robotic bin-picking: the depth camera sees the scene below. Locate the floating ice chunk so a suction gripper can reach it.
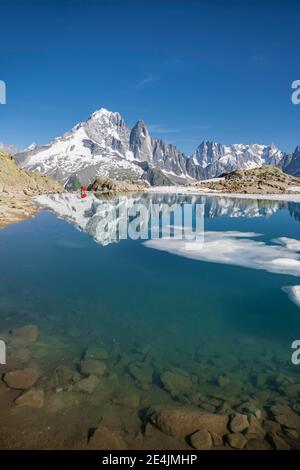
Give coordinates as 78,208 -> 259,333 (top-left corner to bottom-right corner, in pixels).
144,231 -> 300,277
282,286 -> 300,309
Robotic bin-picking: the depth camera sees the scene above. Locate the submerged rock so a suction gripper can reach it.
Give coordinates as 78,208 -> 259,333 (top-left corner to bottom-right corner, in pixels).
66,326 -> 81,338
230,414 -> 249,433
160,369 -> 193,397
3,367 -> 39,390
263,419 -> 282,434
150,407 -> 229,440
88,426 -> 127,450
15,388 -> 44,408
48,391 -> 79,413
7,348 -> 31,365
226,432 -> 247,449
85,345 -> 109,360
266,431 -> 290,450
55,365 -> 81,387
11,325 -> 38,342
283,427 -> 298,440
209,431 -> 223,447
246,438 -> 272,450
73,375 -> 99,394
113,394 -> 140,409
80,358 -> 107,377
244,415 -> 265,439
190,429 -> 212,450
218,375 -> 230,388
238,401 -> 261,420
127,361 -> 153,389
271,404 -> 300,430
284,383 -> 300,399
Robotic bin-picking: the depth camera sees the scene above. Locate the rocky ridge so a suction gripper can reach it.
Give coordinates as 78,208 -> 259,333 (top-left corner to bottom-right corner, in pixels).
198,166 -> 300,194
0,150 -> 63,228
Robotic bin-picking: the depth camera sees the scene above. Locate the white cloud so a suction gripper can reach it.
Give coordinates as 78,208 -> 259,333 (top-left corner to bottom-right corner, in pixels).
136,74 -> 157,89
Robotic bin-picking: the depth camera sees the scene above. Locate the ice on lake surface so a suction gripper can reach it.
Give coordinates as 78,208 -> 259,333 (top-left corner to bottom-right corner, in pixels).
1,192 -> 300,449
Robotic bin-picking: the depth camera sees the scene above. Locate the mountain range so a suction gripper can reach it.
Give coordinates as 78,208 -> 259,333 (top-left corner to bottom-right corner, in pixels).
8,107 -> 300,187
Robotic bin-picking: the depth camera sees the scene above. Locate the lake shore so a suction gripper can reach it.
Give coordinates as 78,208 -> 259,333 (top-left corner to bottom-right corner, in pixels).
145,186 -> 300,202
0,192 -> 43,229
3,185 -> 300,231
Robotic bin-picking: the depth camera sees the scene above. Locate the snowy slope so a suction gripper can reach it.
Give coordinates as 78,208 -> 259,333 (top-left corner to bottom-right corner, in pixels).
191,141 -> 285,178
16,109 -> 143,185
15,107 -> 293,186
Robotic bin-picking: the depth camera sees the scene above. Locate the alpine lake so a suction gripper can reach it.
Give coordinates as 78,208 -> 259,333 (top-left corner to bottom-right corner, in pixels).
0,191 -> 300,450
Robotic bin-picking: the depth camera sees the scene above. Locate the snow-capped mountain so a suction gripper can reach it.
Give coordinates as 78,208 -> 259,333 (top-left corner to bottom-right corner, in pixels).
14,107 -> 299,186
191,141 -> 284,179
280,146 -> 300,177
16,109 -> 145,186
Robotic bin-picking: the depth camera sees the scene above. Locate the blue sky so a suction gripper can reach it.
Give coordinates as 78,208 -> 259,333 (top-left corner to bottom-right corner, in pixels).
0,0 -> 300,154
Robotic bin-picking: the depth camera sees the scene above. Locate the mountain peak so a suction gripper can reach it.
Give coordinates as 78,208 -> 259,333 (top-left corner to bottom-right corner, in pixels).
90,107 -> 114,118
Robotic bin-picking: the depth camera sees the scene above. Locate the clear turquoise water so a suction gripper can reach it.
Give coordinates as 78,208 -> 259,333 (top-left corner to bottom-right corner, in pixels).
1,193 -> 300,448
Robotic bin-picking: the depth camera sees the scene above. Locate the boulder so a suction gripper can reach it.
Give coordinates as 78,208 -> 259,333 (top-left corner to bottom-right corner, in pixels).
85,345 -> 109,360
8,348 -> 31,364
11,325 -> 38,342
190,429 -> 212,450
88,426 -> 127,450
3,367 -> 39,390
15,388 -> 44,408
150,407 -> 229,440
230,413 -> 249,433
210,431 -> 223,447
263,419 -> 281,434
283,428 -> 298,440
127,362 -> 153,388
160,369 -> 193,397
284,384 -> 300,399
73,375 -> 99,394
271,404 -> 300,430
244,415 -> 265,439
246,438 -> 272,450
55,365 -> 81,386
266,432 -> 290,450
218,375 -> 230,388
226,433 -> 247,449
113,394 -> 140,409
80,359 -> 107,377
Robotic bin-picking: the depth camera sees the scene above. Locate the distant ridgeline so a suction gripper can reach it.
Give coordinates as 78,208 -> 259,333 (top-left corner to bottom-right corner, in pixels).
4,107 -> 299,188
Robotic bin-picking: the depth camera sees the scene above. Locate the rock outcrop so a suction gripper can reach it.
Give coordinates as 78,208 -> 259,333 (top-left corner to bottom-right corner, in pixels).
0,151 -> 62,228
